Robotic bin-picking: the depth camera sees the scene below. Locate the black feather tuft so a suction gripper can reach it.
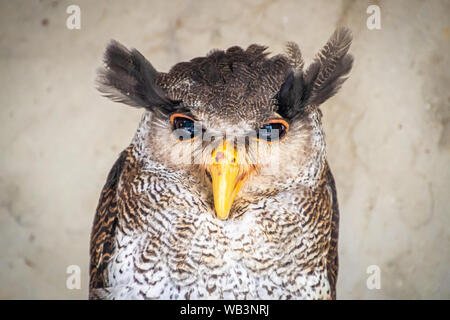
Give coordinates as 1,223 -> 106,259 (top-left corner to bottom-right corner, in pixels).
276,71 -> 306,119
306,27 -> 353,106
276,27 -> 353,119
96,40 -> 176,113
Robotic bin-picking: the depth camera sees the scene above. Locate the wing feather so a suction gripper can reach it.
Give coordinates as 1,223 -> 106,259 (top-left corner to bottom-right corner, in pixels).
325,164 -> 340,299
89,148 -> 129,296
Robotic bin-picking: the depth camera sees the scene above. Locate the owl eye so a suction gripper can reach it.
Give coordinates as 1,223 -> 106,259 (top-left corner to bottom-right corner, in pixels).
256,119 -> 289,142
170,113 -> 201,141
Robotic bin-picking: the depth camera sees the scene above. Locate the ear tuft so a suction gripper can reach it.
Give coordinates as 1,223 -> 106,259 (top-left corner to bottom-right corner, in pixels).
96,40 -> 175,112
276,27 -> 353,119
305,27 -> 354,106
285,41 -> 304,71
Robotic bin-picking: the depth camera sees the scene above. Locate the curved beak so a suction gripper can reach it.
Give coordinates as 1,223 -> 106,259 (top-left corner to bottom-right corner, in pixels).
207,141 -> 250,220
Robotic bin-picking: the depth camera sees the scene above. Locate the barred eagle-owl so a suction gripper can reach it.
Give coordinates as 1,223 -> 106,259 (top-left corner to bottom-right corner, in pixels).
89,27 -> 353,300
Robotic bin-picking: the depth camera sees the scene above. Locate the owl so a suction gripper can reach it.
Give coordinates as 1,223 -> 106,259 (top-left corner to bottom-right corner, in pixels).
89,27 -> 353,300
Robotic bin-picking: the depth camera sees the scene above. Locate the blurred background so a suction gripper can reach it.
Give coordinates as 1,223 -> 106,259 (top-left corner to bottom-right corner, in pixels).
0,0 -> 449,299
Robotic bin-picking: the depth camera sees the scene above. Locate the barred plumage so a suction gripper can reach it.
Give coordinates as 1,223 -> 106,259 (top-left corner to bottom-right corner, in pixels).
90,27 -> 353,300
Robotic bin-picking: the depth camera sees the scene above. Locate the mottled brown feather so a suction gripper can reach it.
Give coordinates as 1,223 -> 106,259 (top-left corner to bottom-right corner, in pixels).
89,148 -> 130,292
324,163 -> 340,299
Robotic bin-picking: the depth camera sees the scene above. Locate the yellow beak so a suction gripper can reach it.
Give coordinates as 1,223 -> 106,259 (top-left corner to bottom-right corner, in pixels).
208,141 -> 249,220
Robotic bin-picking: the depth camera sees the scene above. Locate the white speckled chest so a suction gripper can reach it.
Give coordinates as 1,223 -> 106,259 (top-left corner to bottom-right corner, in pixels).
92,160 -> 332,300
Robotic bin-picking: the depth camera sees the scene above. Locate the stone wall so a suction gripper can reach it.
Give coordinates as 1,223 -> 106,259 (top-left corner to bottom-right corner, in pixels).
0,0 -> 448,299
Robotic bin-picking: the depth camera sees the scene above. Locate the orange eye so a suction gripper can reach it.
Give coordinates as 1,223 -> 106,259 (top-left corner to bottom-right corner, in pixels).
255,119 -> 289,143
170,113 -> 201,142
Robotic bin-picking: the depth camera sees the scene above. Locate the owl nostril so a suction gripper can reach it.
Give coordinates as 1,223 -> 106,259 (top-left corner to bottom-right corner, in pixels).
215,152 -> 225,163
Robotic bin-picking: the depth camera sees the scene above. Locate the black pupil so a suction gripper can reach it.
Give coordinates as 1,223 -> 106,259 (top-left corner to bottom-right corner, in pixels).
258,123 -> 286,142
173,117 -> 197,140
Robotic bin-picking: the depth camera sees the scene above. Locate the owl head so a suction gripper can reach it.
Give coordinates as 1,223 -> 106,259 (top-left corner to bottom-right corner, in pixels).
97,27 -> 353,220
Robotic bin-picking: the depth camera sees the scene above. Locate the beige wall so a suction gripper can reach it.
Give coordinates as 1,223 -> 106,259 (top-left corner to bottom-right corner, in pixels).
0,0 -> 448,299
